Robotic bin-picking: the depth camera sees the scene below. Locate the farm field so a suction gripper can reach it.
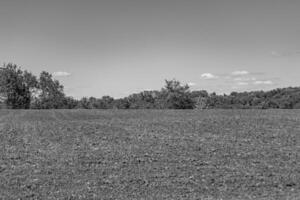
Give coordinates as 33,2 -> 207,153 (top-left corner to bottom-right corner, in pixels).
0,110 -> 299,200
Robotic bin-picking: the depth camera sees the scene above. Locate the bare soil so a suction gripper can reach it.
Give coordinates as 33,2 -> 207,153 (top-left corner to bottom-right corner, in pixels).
0,110 -> 299,199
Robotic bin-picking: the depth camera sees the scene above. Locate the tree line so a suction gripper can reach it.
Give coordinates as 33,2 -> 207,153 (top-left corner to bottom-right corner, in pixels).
1,63 -> 300,109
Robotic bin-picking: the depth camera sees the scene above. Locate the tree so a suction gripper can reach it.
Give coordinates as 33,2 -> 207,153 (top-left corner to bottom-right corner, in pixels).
100,96 -> 114,109
113,98 -> 130,109
33,71 -> 66,109
191,90 -> 209,109
62,96 -> 79,109
0,63 -> 37,109
159,79 -> 195,109
77,97 -> 91,109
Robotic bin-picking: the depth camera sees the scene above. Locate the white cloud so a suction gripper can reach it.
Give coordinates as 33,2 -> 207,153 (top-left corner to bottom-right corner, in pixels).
237,82 -> 249,86
201,73 -> 218,80
187,82 -> 196,86
253,80 -> 273,85
233,77 -> 243,81
231,70 -> 249,76
233,77 -> 256,81
53,71 -> 71,77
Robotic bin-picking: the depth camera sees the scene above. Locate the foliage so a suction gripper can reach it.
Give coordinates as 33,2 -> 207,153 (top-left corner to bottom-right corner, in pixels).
76,80 -> 195,109
198,87 -> 300,109
31,71 -> 66,109
76,96 -> 115,109
2,63 -> 300,109
159,79 -> 195,109
0,63 -> 38,109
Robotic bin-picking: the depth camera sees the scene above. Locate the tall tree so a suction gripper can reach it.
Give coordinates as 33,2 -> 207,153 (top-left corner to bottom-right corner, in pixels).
34,71 -> 66,109
159,79 -> 195,109
0,63 -> 37,109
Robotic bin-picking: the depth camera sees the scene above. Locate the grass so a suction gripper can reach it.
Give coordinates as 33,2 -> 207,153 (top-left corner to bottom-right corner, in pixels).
0,109 -> 299,199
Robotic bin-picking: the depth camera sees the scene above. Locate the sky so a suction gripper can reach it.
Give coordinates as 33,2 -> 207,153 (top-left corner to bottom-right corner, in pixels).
0,0 -> 300,98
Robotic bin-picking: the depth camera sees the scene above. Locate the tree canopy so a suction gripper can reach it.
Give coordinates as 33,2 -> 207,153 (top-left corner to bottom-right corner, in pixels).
1,63 -> 300,109
0,63 -> 37,109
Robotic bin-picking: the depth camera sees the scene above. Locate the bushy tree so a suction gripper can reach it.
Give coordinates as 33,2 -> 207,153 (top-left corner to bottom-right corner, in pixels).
112,98 -> 130,109
62,96 -> 79,109
76,97 -> 91,109
159,79 -> 195,109
126,92 -> 157,109
100,96 -> 114,109
0,63 -> 37,109
75,96 -> 115,109
32,71 -> 66,109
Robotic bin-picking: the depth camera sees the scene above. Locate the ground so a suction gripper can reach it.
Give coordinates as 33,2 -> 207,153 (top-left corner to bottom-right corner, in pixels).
0,109 -> 299,200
